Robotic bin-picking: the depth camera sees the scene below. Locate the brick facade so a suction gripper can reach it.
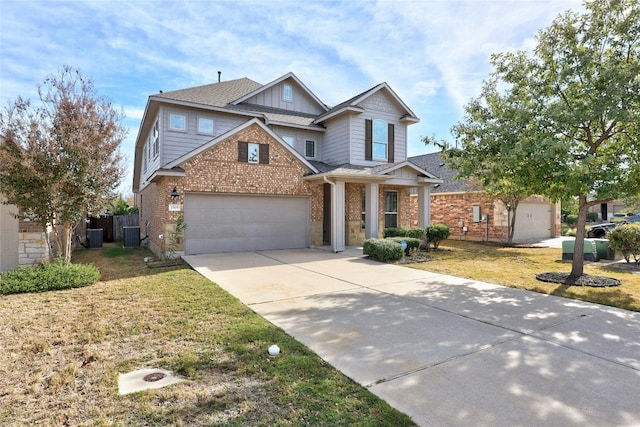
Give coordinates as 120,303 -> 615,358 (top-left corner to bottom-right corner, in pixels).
138,123 -> 318,257
410,192 -> 560,243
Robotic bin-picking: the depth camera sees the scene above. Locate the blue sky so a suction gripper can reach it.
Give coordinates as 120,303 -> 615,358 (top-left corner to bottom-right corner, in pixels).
1,0 -> 583,195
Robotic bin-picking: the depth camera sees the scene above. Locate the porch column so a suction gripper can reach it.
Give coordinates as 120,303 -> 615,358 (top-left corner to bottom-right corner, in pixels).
365,183 -> 379,239
417,185 -> 431,228
332,180 -> 346,252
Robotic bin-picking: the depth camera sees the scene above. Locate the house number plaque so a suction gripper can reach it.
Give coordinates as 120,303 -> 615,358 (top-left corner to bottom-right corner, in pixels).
168,204 -> 183,212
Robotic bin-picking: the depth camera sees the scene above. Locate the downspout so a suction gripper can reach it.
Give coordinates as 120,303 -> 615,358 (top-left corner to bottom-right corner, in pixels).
323,175 -> 338,253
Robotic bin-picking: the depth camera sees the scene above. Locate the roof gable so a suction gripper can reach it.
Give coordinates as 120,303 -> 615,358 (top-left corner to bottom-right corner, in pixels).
315,82 -> 419,124
232,72 -> 329,113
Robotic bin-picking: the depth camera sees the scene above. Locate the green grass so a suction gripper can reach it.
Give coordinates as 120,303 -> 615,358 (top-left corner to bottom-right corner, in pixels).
0,243 -> 416,426
408,239 -> 640,312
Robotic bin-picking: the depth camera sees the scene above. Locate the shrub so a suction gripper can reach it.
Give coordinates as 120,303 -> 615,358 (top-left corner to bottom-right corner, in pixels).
383,228 -> 402,238
425,224 -> 451,250
565,214 -> 578,227
561,224 -> 570,236
363,238 -> 403,262
405,228 -> 426,240
0,259 -> 101,295
607,224 -> 640,264
385,237 -> 421,255
586,211 -> 599,222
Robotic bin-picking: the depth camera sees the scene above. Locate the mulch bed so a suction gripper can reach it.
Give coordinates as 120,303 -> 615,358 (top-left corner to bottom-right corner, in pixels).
536,272 -> 621,287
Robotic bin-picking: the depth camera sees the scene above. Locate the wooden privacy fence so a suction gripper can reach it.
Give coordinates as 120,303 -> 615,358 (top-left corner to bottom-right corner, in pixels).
89,214 -> 139,242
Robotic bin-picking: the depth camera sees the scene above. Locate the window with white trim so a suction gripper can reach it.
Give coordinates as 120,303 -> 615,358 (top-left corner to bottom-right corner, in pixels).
384,190 -> 398,228
282,136 -> 295,147
305,140 -> 316,159
248,143 -> 259,164
197,117 -> 214,135
361,188 -> 366,229
283,83 -> 293,101
169,113 -> 186,131
373,119 -> 388,160
151,119 -> 159,159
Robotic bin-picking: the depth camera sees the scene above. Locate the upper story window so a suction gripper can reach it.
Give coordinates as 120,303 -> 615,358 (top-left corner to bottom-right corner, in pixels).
373,119 -> 388,160
169,113 -> 186,131
305,140 -> 316,159
365,119 -> 395,163
283,83 -> 293,101
238,141 -> 269,164
282,135 -> 295,147
197,117 -> 214,135
151,119 -> 159,159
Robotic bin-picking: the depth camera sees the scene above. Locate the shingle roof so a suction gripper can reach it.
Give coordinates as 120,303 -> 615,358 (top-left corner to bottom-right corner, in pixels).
154,78 -> 262,107
408,152 -> 475,193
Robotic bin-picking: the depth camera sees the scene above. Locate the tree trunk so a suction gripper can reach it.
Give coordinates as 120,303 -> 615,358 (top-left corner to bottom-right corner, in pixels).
570,194 -> 589,279
507,202 -> 519,243
62,222 -> 74,262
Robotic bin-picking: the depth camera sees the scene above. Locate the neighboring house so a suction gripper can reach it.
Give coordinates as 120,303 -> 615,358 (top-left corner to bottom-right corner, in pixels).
408,152 -> 561,243
0,136 -> 49,271
588,201 -> 638,221
132,72 -> 442,256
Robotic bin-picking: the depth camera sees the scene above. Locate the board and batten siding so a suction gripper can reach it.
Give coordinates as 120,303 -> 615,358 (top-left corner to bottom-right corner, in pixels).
321,115 -> 350,165
350,91 -> 407,166
244,81 -> 325,115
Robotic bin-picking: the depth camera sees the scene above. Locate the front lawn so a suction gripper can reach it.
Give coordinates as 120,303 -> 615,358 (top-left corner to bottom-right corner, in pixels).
0,243 -> 415,426
407,239 -> 640,312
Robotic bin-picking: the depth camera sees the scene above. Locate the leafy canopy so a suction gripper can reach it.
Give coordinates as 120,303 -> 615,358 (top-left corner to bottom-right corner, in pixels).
445,0 -> 640,277
0,66 -> 126,261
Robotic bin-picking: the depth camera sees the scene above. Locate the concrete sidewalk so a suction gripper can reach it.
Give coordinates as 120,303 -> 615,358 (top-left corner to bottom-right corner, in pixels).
184,249 -> 640,427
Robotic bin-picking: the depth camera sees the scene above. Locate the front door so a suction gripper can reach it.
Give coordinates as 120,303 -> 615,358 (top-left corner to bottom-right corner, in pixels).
323,183 -> 331,244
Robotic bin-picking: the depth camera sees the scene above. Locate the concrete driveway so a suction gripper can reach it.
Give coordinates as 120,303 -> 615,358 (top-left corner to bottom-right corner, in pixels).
184,249 -> 640,427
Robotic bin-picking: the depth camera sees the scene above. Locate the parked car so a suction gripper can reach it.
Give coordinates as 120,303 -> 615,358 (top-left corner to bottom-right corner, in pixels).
624,214 -> 640,224
586,222 -> 618,238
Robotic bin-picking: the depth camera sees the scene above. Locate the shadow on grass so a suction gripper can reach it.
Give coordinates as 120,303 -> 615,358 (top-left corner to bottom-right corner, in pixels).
72,242 -> 189,282
549,284 -> 638,311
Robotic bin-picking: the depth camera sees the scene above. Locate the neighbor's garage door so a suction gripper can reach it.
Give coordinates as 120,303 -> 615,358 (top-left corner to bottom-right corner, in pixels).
513,202 -> 552,241
184,194 -> 310,254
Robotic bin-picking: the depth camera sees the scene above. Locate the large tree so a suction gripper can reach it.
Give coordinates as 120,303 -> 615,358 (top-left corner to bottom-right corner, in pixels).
448,0 -> 640,279
0,66 -> 126,261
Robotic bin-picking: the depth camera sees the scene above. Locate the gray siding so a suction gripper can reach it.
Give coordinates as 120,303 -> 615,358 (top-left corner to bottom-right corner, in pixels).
160,106 -> 246,166
245,80 -> 325,115
322,115 -> 350,165
350,91 -> 407,166
271,125 -> 324,161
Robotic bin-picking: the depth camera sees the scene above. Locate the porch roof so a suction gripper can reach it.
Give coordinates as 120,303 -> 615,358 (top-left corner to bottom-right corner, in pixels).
304,161 -> 443,185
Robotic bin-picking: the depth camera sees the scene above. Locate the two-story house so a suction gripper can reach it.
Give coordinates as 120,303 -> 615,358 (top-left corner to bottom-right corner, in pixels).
133,72 -> 442,256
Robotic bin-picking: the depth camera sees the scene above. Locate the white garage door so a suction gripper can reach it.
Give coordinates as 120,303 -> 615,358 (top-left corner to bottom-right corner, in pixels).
184,194 -> 310,254
513,202 -> 553,241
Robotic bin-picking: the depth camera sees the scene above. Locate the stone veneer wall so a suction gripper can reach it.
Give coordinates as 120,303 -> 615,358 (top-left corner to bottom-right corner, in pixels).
18,220 -> 49,266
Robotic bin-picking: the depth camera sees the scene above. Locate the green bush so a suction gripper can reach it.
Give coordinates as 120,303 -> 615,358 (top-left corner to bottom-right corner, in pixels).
425,224 -> 451,250
383,227 -> 426,240
405,228 -> 426,240
363,238 -> 404,262
586,211 -> 599,222
0,259 -> 101,295
385,237 -> 421,255
565,214 -> 578,227
561,224 -> 570,236
607,224 -> 640,264
383,228 -> 402,238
